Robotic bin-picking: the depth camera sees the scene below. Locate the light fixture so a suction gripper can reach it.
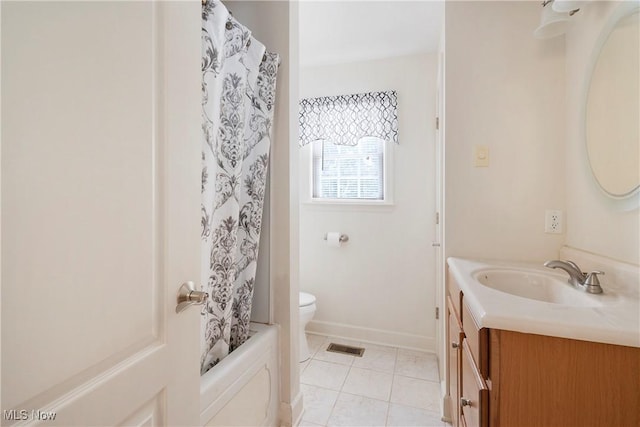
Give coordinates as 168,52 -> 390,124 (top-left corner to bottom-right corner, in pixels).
534,0 -> 570,39
552,0 -> 582,14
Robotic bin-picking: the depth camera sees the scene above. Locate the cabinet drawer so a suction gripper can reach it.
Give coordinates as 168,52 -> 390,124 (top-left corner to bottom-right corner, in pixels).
447,269 -> 462,319
448,295 -> 462,330
460,340 -> 488,427
462,300 -> 488,378
447,297 -> 463,427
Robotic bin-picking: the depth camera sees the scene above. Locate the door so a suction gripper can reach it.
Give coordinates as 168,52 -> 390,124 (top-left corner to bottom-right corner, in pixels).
1,1 -> 201,425
434,41 -> 446,381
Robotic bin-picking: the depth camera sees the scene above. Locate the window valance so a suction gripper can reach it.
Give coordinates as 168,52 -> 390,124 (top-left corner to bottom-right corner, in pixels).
299,90 -> 398,147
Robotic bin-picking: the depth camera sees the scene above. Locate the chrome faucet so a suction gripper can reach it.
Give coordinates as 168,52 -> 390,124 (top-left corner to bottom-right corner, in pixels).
544,260 -> 605,294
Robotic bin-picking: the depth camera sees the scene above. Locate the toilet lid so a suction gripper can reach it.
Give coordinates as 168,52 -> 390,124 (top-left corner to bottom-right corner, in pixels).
299,292 -> 316,307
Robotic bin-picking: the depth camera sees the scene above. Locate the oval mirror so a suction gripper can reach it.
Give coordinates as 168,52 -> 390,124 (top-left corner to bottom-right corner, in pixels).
585,10 -> 639,198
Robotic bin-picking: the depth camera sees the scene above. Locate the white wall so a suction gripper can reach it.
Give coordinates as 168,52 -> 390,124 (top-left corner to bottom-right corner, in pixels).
299,54 -> 438,351
564,1 -> 640,265
444,1 -> 566,262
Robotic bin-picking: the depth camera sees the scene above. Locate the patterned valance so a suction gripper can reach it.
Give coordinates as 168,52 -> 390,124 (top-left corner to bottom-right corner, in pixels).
299,90 -> 398,146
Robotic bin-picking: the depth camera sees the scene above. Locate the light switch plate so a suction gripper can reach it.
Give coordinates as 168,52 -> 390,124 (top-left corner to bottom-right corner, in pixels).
475,145 -> 489,167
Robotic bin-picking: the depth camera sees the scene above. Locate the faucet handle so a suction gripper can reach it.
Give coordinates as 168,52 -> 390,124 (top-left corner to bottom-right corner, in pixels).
583,271 -> 605,294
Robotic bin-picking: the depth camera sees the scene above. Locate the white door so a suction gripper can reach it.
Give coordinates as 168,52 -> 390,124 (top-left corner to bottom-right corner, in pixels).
434,46 -> 446,383
1,2 -> 201,425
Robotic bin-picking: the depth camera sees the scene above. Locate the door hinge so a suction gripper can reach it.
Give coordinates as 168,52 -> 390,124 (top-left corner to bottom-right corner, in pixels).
436,117 -> 440,130
435,307 -> 440,320
435,212 -> 440,225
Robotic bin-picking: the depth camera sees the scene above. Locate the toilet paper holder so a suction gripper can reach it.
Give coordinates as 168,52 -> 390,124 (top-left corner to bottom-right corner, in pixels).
323,233 -> 349,243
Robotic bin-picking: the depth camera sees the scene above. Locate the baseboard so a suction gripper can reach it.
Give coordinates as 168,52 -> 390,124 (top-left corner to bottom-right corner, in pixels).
291,390 -> 304,427
441,380 -> 451,423
278,402 -> 290,427
279,390 -> 304,427
307,320 -> 435,352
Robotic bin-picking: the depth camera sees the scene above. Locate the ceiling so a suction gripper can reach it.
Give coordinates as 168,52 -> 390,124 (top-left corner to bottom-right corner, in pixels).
299,1 -> 444,67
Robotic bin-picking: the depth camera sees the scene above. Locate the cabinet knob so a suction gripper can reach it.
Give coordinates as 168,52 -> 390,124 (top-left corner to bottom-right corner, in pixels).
460,397 -> 472,407
451,342 -> 459,349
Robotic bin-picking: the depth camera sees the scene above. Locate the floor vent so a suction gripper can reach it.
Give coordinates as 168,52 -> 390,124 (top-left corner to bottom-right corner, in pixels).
326,343 -> 365,357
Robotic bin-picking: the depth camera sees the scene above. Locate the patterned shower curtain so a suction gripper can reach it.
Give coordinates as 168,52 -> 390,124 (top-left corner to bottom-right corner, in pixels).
200,0 -> 279,374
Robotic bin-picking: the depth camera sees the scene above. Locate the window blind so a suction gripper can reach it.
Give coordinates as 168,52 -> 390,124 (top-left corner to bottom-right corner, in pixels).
312,137 -> 384,200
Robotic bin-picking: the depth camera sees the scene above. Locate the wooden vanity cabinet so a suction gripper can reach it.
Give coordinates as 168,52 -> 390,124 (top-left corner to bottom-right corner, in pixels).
446,269 -> 640,427
447,272 -> 488,427
488,329 -> 640,427
460,340 -> 488,427
446,296 -> 463,427
461,302 -> 488,378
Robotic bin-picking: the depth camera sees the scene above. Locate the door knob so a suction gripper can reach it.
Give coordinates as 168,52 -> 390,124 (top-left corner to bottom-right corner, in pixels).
460,397 -> 472,407
176,281 -> 208,313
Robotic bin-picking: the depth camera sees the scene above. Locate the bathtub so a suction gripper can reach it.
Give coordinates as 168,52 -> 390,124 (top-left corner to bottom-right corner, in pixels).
200,323 -> 280,426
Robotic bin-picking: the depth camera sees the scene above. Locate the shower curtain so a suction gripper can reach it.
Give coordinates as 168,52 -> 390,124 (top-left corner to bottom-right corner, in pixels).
200,0 -> 279,374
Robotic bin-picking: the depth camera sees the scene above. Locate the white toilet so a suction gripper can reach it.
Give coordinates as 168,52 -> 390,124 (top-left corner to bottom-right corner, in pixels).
299,292 -> 317,362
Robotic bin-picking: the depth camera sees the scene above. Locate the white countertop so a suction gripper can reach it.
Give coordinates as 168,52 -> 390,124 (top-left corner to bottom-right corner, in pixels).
447,257 -> 640,348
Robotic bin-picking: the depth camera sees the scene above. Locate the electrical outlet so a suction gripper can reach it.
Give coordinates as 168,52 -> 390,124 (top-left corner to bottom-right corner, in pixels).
545,210 -> 563,234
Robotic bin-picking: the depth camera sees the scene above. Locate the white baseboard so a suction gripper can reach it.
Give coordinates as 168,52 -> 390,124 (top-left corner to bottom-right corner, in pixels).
291,390 -> 304,427
279,390 -> 304,427
278,402 -> 290,427
440,380 -> 451,423
307,320 -> 435,352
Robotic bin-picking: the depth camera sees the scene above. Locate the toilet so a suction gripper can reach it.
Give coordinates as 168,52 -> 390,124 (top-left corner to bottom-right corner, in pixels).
299,292 -> 317,362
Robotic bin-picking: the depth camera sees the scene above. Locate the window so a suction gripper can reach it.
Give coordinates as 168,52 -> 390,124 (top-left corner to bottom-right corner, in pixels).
299,90 -> 397,204
312,137 -> 386,201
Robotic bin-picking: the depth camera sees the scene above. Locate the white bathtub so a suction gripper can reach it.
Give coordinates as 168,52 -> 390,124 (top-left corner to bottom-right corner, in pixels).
200,323 -> 280,426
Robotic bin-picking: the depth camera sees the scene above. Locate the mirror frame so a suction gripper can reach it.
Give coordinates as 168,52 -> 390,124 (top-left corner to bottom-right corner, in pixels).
582,2 -> 640,206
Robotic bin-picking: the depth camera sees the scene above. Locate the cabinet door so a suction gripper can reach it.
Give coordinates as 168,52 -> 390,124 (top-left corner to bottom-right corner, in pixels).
447,296 -> 463,427
462,300 -> 489,377
460,340 -> 489,427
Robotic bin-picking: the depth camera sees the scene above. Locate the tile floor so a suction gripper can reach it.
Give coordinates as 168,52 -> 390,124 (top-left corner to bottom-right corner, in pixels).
299,334 -> 450,427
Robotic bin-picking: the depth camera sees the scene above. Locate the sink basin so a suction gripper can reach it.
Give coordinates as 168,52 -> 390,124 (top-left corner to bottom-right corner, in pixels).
474,269 -> 601,307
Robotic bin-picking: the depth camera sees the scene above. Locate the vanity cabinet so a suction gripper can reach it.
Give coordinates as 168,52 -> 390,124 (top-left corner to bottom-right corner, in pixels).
446,269 -> 640,427
447,297 -> 462,427
460,340 -> 488,427
447,273 -> 488,427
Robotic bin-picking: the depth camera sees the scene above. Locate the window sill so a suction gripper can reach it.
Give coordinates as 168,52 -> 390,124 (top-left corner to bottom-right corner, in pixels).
302,199 -> 395,213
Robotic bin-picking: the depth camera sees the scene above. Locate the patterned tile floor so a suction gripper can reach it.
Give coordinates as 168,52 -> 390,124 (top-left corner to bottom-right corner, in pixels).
299,334 -> 450,427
